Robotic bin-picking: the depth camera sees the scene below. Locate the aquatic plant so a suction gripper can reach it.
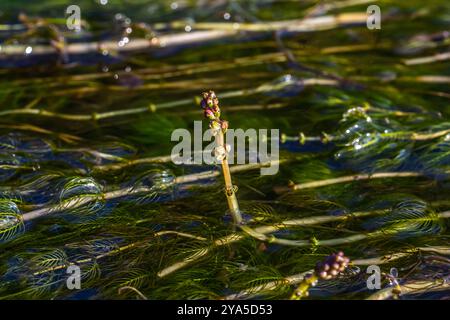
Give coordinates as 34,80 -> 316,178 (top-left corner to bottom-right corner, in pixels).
0,0 -> 449,301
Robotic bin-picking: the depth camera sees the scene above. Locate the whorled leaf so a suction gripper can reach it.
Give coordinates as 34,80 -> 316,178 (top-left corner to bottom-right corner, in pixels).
364,200 -> 445,238
0,199 -> 24,242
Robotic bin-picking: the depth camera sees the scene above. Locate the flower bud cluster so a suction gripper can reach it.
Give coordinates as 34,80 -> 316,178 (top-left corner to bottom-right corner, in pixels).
200,90 -> 228,134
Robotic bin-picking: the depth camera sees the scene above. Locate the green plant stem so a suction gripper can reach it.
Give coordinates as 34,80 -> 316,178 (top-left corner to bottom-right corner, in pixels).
0,11 -> 375,58
20,160 -> 284,222
281,128 -> 450,145
157,211 -> 450,278
16,167 -> 444,223
0,78 -> 336,121
404,52 -> 450,65
274,171 -> 424,194
156,209 -> 388,278
242,210 -> 450,248
216,130 -> 242,225
158,12 -> 370,33
0,123 -> 83,144
290,274 -> 318,300
31,230 -> 205,276
93,152 -> 205,173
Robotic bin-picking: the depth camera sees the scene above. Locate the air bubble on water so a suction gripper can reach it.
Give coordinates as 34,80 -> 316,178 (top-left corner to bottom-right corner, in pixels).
0,200 -> 20,216
132,169 -> 176,203
0,199 -> 23,241
353,142 -> 363,151
260,74 -> 304,97
59,177 -> 103,205
125,27 -> 132,34
100,0 -> 108,5
135,169 -> 175,190
170,2 -> 178,10
342,106 -> 371,123
185,25 -> 192,32
224,12 -> 231,20
125,66 -> 131,72
24,46 -> 32,55
351,135 -> 376,152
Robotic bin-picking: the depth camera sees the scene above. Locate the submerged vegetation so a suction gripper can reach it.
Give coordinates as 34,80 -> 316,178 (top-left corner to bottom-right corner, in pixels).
0,0 -> 449,300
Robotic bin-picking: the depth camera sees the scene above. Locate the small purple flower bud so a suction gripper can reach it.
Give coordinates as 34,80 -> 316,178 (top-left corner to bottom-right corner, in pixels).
204,108 -> 215,120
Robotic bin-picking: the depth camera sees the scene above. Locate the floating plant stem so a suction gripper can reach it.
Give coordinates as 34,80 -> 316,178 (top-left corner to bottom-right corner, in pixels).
404,52 -> 450,65
11,52 -> 287,87
157,12 -> 370,33
157,208 -> 388,278
157,208 -> 449,278
0,77 -> 336,121
0,12 -> 375,58
93,153 -> 198,173
281,127 -> 450,145
259,208 -> 450,249
30,230 -> 205,276
19,160 -> 282,223
0,123 -> 83,144
274,171 -> 425,194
